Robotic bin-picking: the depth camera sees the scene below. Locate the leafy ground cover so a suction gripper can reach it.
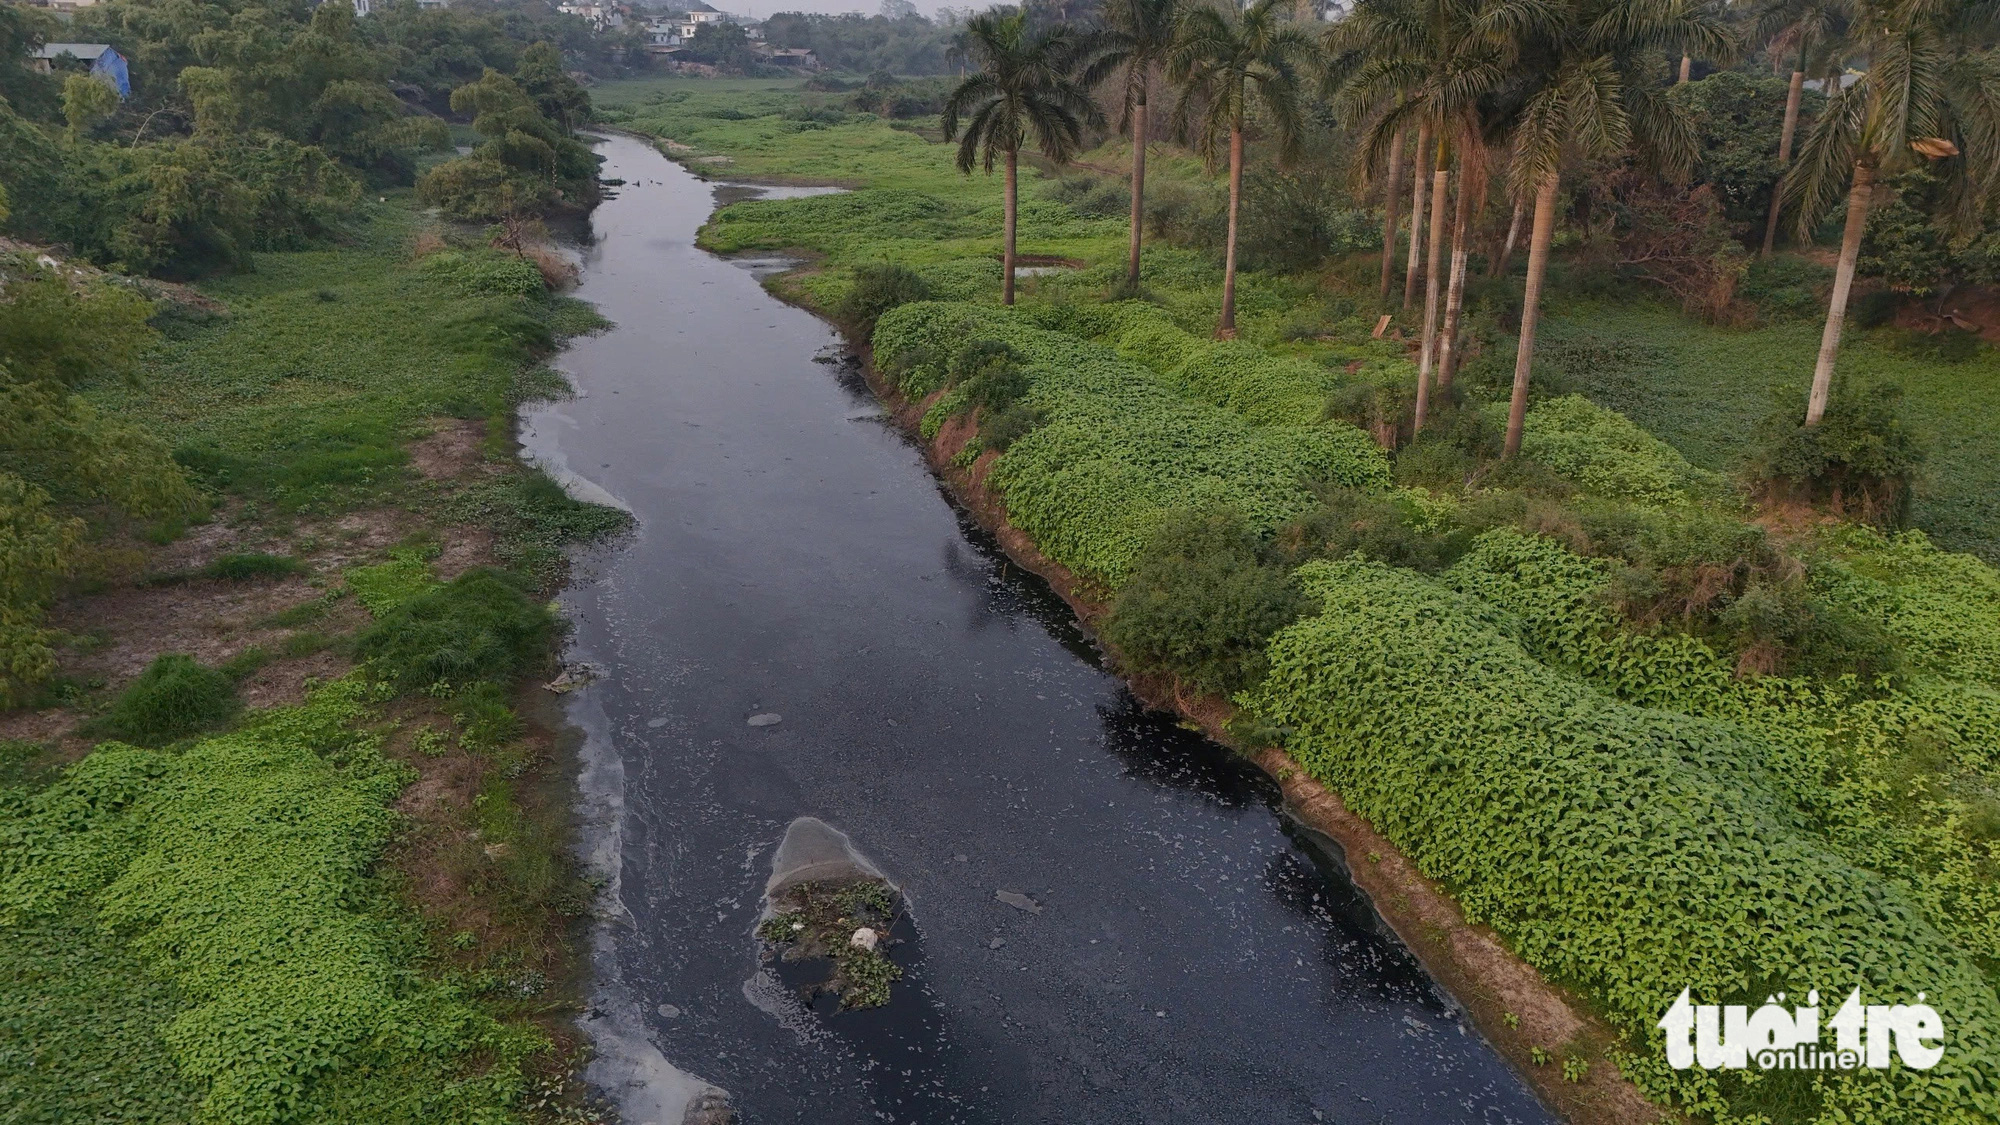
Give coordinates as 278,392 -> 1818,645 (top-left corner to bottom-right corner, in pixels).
0,197 -> 624,1122
1535,298 -> 2000,564
613,79 -> 2000,1125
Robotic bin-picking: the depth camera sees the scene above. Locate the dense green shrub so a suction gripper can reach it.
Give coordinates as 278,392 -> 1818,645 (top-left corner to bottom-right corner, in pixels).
1508,395 -> 1724,505
1275,486 -> 1470,573
1748,382 -> 1924,526
873,301 -> 1391,584
1737,255 -> 1830,322
1103,508 -> 1305,695
835,263 -> 934,333
417,249 -> 546,298
1245,557 -> 2000,1125
1041,173 -> 1131,219
0,680 -> 545,1123
100,654 -> 239,745
355,567 -> 550,692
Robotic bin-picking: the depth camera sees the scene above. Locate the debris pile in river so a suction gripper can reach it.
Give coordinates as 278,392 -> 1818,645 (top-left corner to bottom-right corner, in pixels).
757,878 -> 905,1010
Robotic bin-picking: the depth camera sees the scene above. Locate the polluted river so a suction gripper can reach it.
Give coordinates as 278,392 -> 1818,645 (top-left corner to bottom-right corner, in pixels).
523,133 -> 1555,1125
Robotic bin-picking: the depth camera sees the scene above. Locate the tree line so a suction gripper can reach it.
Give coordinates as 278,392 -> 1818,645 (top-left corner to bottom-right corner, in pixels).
939,0 -> 1997,445
0,0 -> 612,276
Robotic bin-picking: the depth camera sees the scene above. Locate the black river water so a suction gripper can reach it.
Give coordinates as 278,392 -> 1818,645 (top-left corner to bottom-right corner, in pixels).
524,133 -> 1554,1125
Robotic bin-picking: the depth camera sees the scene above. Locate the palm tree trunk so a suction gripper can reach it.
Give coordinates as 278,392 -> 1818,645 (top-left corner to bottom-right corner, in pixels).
1126,93 -> 1148,292
1491,197 -> 1523,278
1218,124 -> 1243,338
1003,147 -> 1018,306
1806,162 -> 1874,425
1503,173 -> 1560,458
1403,121 -> 1431,310
1438,169 -> 1474,389
1378,128 -> 1406,301
1760,68 -> 1806,257
1679,55 -> 1692,83
1412,154 -> 1449,431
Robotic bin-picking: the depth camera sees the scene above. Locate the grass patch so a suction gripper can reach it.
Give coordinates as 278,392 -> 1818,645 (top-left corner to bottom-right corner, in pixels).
97,653 -> 239,746
1536,295 -> 2000,563
356,568 -> 552,693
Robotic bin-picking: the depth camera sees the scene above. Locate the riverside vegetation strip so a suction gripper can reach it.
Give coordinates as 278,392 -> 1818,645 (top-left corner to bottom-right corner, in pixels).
601,76 -> 2000,1125
0,199 -> 628,1123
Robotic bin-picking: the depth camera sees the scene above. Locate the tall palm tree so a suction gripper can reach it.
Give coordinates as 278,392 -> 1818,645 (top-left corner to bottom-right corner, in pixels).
1781,0 -> 2000,426
1377,127 -> 1408,300
944,11 -> 1099,307
1499,0 -> 1731,457
1168,0 -> 1312,338
1083,0 -> 1181,292
1752,0 -> 1853,255
1332,0 -> 1516,427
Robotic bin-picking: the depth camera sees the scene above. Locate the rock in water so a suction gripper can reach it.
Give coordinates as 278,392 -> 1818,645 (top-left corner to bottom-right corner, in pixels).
747,713 -> 782,727
995,890 -> 1042,914
849,926 -> 879,952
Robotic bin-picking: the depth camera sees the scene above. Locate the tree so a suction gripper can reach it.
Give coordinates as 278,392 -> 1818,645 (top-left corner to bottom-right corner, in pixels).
62,74 -> 120,140
1083,0 -> 1180,292
1751,0 -> 1852,255
418,67 -> 599,221
943,10 -> 1097,306
1330,0 -> 1519,426
1781,0 -> 2000,426
515,41 -> 588,135
1168,0 -> 1311,337
1499,0 -> 1730,457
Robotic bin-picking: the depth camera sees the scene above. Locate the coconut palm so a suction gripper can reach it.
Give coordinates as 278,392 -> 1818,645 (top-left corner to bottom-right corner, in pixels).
1499,0 -> 1732,457
1781,0 -> 2000,425
1083,0 -> 1182,292
944,11 -> 1100,307
1168,0 -> 1313,337
1752,0 -> 1853,255
1331,0 -> 1520,427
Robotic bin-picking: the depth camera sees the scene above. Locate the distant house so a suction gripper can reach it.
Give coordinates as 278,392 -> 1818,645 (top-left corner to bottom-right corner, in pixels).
756,46 -> 818,70
29,43 -> 130,98
41,0 -> 99,11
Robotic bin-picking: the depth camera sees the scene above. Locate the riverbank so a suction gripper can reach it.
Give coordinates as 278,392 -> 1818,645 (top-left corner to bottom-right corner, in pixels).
600,76 -> 2000,1125
851,348 -> 1659,1125
0,200 -> 626,1122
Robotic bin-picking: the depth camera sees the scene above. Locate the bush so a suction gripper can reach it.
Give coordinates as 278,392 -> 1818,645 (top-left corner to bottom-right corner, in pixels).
1041,174 -> 1130,219
355,568 -> 550,691
101,654 -> 239,745
1737,255 -> 1829,322
1245,557 -> 2000,1125
1275,486 -> 1471,573
834,263 -> 932,333
1103,508 -> 1306,696
418,249 -> 546,297
874,301 -> 1391,584
1748,382 -> 1924,526
1508,395 -> 1723,505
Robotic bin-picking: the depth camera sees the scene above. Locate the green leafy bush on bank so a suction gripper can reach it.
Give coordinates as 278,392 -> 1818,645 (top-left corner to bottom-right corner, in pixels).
0,679 -> 544,1123
1245,558 -> 2000,1125
874,300 -> 1390,584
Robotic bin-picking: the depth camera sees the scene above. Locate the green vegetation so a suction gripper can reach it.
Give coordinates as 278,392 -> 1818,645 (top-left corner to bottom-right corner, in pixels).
615,75 -> 2000,1123
357,568 -> 552,693
98,653 -> 240,746
757,878 -> 906,1011
1,680 -> 547,1123
1535,302 -> 2000,562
